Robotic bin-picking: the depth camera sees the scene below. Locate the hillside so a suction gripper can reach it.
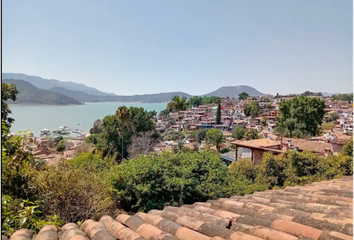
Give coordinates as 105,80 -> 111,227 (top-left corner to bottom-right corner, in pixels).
2,73 -> 115,97
48,87 -> 117,102
203,85 -> 265,98
3,79 -> 82,105
116,92 -> 192,103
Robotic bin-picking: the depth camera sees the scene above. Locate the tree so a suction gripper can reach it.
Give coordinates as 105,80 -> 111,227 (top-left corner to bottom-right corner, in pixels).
244,105 -> 252,117
250,101 -> 260,119
187,96 -> 203,107
276,96 -> 325,136
90,119 -> 102,134
167,96 -> 188,151
215,99 -> 221,124
261,116 -> 267,127
343,138 -> 353,157
206,129 -> 224,152
274,118 -> 305,138
244,128 -> 259,140
327,113 -> 339,122
128,131 -> 158,159
232,127 -> 245,140
1,83 -> 19,140
159,109 -> 170,118
116,106 -> 130,159
56,140 -> 66,153
332,93 -> 353,103
190,129 -> 207,143
238,92 -> 249,100
321,122 -> 335,131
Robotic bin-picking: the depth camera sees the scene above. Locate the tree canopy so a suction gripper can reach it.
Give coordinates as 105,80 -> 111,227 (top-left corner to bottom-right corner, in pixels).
232,127 -> 245,140
275,96 -> 325,137
2,83 -> 19,139
206,129 -> 224,152
238,92 -> 249,100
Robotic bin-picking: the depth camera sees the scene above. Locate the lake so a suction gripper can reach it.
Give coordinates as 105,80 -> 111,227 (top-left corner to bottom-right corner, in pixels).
9,102 -> 167,136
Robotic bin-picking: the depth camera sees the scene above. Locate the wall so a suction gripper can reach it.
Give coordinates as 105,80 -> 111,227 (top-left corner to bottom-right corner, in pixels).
253,149 -> 264,165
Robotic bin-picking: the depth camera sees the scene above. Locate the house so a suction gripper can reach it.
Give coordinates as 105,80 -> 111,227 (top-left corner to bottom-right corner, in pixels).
213,124 -> 230,132
198,121 -> 213,129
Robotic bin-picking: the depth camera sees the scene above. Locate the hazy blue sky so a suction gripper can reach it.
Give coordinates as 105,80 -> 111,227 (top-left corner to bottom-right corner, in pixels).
3,0 -> 353,95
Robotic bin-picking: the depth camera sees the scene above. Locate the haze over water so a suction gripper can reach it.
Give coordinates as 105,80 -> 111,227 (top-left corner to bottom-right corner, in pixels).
9,102 -> 167,136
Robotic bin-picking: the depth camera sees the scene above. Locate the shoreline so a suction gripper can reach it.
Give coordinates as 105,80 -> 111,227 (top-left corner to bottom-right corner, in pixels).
9,101 -> 168,106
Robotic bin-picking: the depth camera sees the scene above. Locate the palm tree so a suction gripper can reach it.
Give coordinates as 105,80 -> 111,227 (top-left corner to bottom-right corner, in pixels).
206,129 -> 224,153
116,106 -> 130,159
167,96 -> 188,151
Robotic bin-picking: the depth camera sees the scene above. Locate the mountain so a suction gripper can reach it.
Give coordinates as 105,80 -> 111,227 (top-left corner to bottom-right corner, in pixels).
115,92 -> 192,103
48,87 -> 117,102
203,86 -> 265,98
3,79 -> 82,105
2,73 -> 115,97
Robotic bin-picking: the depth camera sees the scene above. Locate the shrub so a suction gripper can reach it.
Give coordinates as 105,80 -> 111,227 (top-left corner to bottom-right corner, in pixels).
31,161 -> 118,222
56,140 -> 66,152
1,195 -> 62,237
232,127 -> 245,140
244,128 -> 259,140
112,150 -> 230,212
229,158 -> 258,182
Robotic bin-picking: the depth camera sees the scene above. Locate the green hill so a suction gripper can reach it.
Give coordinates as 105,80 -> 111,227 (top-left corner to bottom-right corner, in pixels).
3,79 -> 82,105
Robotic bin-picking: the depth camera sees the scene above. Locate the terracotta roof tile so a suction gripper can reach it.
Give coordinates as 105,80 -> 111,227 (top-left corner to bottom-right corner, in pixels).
4,176 -> 353,240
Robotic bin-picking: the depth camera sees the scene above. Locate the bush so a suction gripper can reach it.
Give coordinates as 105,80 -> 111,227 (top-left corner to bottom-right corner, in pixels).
232,127 -> 245,140
229,158 -> 258,182
244,128 -> 259,140
2,195 -> 62,237
56,140 -> 66,152
31,161 -> 118,222
112,150 -> 230,212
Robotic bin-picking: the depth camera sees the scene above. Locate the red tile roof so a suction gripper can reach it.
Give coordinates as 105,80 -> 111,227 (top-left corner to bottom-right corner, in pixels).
4,176 -> 353,240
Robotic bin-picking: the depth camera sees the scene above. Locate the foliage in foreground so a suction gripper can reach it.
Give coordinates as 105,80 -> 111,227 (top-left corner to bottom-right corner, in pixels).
2,123 -> 353,236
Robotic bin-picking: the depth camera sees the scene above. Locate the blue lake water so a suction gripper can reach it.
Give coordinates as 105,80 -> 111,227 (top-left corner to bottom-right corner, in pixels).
9,102 -> 167,136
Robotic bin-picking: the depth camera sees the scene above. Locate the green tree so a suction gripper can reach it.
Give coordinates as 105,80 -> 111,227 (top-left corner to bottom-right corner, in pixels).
250,101 -> 260,119
215,99 -> 221,124
343,138 -> 353,157
244,105 -> 252,117
159,109 -> 170,118
232,127 -> 245,140
238,92 -> 249,100
167,96 -> 188,151
190,129 -> 207,143
328,112 -> 339,122
276,96 -> 325,136
244,128 -> 259,140
1,83 -> 19,140
113,151 -> 230,212
56,140 -> 66,153
261,116 -> 267,127
332,93 -> 353,102
275,118 -> 305,138
187,96 -> 203,107
206,129 -> 224,152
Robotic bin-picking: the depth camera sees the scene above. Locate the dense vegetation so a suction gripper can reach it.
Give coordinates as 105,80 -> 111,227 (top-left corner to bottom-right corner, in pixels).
275,96 -> 325,137
332,93 -> 353,102
3,79 -> 82,105
187,96 -> 220,107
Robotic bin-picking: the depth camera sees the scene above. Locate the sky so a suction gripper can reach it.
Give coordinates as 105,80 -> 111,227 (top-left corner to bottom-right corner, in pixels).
2,0 -> 353,95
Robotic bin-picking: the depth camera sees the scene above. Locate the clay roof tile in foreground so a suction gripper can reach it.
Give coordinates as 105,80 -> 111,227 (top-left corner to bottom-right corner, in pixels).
4,176 -> 353,240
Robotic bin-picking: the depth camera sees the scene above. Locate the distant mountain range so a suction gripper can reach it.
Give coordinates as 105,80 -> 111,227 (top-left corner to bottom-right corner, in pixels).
2,73 -> 116,97
2,73 -> 270,104
3,79 -> 82,105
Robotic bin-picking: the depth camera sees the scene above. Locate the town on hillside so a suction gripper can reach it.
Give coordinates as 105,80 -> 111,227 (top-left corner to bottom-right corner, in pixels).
21,92 -> 353,166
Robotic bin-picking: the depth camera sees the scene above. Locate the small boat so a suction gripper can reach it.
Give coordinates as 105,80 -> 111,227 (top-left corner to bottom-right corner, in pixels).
39,128 -> 51,136
76,123 -> 80,125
